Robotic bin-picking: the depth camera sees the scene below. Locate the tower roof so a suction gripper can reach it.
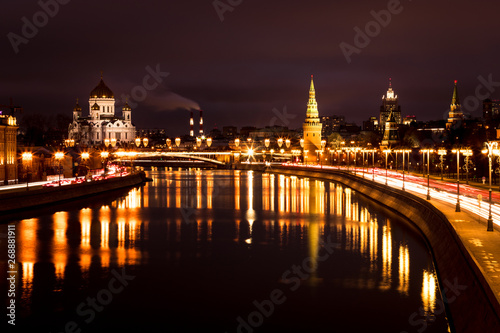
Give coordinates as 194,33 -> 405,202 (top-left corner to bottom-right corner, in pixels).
90,75 -> 114,99
451,80 -> 460,106
73,98 -> 82,111
122,101 -> 131,111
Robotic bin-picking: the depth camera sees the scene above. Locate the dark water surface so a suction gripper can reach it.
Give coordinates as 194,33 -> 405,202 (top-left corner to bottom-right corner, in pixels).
1,170 -> 450,332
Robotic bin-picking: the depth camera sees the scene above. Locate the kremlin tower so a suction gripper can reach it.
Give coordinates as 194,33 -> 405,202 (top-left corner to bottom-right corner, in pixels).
302,75 -> 323,160
446,80 -> 464,130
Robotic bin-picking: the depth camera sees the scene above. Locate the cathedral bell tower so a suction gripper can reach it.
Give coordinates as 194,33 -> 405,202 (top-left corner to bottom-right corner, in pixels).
302,75 -> 323,160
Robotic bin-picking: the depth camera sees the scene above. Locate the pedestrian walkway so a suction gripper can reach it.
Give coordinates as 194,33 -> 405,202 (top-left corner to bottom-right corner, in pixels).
411,186 -> 500,305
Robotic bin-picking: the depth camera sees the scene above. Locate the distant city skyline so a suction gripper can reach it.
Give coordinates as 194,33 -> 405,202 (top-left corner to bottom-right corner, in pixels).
2,0 -> 500,136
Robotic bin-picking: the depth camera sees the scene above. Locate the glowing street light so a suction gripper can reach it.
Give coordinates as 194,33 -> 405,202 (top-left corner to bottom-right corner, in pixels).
135,137 -> 141,148
321,139 -> 326,149
395,149 -> 412,190
285,139 -> 291,149
166,138 -> 171,147
104,138 -> 110,148
196,137 -> 202,147
277,138 -> 283,148
235,138 -> 240,148
451,149 -> 462,212
100,151 -> 109,175
482,142 -> 500,231
207,137 -> 213,148
111,138 -> 117,148
462,149 -> 473,185
264,138 -> 270,148
22,152 -> 33,190
300,138 -> 304,148
420,149 -> 434,200
81,151 -> 90,178
437,149 -> 447,180
55,152 -> 65,186
383,149 -> 392,186
142,138 -> 149,148
175,137 -> 181,147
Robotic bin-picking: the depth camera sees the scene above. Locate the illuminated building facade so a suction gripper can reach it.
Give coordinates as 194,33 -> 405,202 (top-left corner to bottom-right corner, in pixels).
68,75 -> 136,146
380,79 -> 401,131
446,80 -> 464,130
302,75 -> 323,158
0,114 -> 18,184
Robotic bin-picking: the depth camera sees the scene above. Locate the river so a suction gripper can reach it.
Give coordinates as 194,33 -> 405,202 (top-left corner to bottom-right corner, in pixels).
1,169 -> 450,332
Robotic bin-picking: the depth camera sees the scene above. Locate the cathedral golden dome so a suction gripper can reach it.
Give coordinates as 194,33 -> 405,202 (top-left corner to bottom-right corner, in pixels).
90,77 -> 114,99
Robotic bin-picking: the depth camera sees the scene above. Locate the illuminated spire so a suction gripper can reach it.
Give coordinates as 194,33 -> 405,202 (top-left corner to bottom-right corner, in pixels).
451,80 -> 460,106
306,75 -> 318,118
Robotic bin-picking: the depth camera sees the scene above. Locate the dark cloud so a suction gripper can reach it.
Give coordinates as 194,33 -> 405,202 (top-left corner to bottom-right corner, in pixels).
2,0 -> 500,135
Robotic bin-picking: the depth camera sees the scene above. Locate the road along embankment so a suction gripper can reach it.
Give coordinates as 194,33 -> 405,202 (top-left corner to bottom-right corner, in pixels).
0,172 -> 146,219
237,164 -> 500,333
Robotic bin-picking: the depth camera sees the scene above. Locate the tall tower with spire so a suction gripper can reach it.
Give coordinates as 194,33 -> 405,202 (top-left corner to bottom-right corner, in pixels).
446,80 -> 464,130
303,75 -> 323,159
380,78 -> 401,131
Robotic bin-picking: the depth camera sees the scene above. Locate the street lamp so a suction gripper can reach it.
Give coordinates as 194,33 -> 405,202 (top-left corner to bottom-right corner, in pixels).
235,138 -> 240,148
81,152 -> 90,178
420,149 -> 434,200
111,138 -> 117,148
462,149 -> 473,185
142,138 -> 149,148
175,137 -> 181,147
286,139 -> 291,149
437,149 -> 447,180
451,149 -> 461,212
207,137 -> 213,148
482,142 -> 499,231
300,138 -> 304,148
55,152 -> 64,186
400,149 -> 412,191
264,138 -> 270,148
383,149 -> 391,185
196,137 -> 202,147
135,137 -> 141,148
104,138 -> 110,148
100,151 -> 109,176
277,138 -> 283,148
22,152 -> 33,190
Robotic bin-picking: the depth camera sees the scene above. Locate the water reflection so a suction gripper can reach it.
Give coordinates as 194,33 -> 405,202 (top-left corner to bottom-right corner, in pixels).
10,170 -> 445,331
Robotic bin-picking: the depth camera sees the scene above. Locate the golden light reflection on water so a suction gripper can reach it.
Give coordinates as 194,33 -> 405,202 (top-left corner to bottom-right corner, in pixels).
53,212 -> 68,279
380,222 -> 393,290
422,269 -> 437,315
399,244 -> 410,296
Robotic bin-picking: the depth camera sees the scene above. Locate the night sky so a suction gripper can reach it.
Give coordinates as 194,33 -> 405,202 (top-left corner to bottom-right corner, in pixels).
2,0 -> 500,135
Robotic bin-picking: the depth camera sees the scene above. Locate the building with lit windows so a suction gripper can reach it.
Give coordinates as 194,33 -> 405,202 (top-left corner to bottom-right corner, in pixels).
0,114 -> 18,184
380,79 -> 401,131
68,75 -> 136,146
302,75 -> 323,159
